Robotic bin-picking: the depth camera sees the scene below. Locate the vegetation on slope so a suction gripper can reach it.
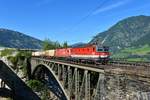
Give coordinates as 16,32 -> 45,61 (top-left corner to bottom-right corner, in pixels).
0,28 -> 42,49
90,15 -> 150,51
112,44 -> 150,61
0,49 -> 15,57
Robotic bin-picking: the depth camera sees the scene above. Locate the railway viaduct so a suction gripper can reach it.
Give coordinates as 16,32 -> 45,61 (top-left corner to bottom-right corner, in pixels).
1,57 -> 150,100
31,58 -> 150,100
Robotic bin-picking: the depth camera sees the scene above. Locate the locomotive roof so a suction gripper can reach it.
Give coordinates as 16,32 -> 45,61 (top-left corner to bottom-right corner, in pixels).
71,44 -> 109,49
72,44 -> 96,48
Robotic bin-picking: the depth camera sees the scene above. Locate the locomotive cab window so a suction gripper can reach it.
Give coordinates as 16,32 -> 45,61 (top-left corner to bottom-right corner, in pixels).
103,47 -> 109,52
104,48 -> 109,52
97,48 -> 104,52
97,46 -> 109,52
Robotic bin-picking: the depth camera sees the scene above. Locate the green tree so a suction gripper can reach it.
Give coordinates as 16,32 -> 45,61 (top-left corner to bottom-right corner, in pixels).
42,39 -> 62,50
63,41 -> 68,48
7,56 -> 18,70
27,80 -> 50,100
16,51 -> 32,60
0,49 -> 14,57
27,80 -> 44,92
42,39 -> 55,50
54,41 -> 61,49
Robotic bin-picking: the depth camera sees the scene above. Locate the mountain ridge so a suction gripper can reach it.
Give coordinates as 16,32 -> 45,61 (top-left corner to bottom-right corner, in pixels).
0,28 -> 42,49
90,15 -> 150,52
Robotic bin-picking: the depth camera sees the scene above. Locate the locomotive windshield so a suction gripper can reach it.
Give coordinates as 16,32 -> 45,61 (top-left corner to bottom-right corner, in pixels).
97,46 -> 109,52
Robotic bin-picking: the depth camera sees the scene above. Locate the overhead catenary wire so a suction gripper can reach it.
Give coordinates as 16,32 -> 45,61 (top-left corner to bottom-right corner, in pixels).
63,0 -> 109,33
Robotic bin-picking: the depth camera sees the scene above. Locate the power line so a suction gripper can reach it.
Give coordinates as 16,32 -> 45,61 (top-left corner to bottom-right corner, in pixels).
63,0 -> 109,33
77,0 -> 109,25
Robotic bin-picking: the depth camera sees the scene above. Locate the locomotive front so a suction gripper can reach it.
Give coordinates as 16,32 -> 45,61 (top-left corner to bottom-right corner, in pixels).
95,45 -> 110,63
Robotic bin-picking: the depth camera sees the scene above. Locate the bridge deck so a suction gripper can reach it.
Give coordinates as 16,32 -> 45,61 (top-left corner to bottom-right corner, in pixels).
33,58 -> 150,77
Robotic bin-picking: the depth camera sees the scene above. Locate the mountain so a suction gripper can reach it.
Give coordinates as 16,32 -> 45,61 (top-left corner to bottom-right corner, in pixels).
0,28 -> 42,49
70,42 -> 87,48
90,15 -> 150,52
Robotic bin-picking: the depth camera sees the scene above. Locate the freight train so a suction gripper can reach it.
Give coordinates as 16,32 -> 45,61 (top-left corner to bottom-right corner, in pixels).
32,45 -> 110,64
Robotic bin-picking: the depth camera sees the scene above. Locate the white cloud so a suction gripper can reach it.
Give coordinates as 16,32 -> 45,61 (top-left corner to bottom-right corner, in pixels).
93,0 -> 130,15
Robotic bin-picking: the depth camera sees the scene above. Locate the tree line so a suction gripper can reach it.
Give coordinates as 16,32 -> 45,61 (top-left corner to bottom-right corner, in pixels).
42,38 -> 68,50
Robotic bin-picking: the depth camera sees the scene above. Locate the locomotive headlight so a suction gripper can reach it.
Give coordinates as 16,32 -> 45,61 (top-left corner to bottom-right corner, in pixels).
100,53 -> 109,58
100,55 -> 108,58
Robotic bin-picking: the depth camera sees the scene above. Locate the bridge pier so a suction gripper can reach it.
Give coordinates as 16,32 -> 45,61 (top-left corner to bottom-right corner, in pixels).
68,66 -> 73,99
75,68 -> 79,100
85,70 -> 91,100
94,73 -> 105,100
62,65 -> 67,89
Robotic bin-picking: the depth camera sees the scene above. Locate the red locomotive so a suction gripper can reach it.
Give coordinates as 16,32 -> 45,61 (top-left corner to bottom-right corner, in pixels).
70,45 -> 109,63
32,44 -> 110,64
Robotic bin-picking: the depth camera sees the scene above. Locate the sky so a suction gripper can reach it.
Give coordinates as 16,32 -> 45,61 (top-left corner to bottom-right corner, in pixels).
0,0 -> 150,44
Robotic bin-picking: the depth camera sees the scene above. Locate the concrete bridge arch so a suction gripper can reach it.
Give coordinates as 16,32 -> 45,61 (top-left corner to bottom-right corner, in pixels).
32,63 -> 68,100
30,58 -> 106,100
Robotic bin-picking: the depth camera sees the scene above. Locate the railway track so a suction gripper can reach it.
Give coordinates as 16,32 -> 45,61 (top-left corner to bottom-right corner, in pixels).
56,58 -> 150,76
36,57 -> 150,69
110,59 -> 150,67
61,58 -> 150,68
34,57 -> 150,77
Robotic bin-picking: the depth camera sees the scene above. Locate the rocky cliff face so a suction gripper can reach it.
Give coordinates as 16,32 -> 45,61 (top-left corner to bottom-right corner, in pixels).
100,72 -> 150,100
